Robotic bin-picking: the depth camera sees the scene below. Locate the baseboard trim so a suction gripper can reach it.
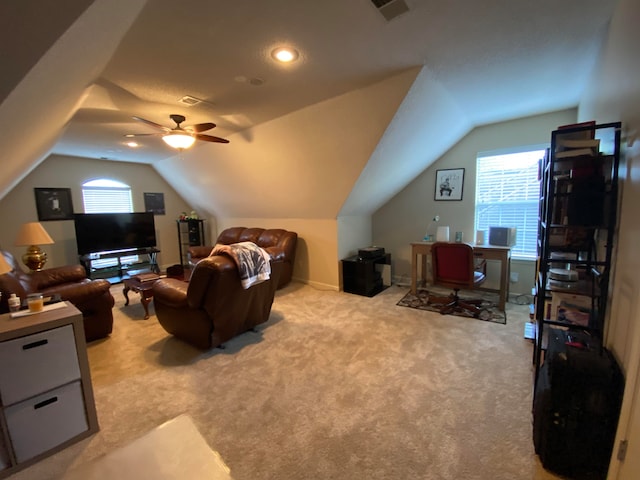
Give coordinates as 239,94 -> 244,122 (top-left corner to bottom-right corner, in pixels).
290,277 -> 339,292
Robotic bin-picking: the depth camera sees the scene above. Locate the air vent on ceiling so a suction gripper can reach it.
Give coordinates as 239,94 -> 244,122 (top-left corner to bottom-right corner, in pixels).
370,0 -> 409,22
178,95 -> 203,106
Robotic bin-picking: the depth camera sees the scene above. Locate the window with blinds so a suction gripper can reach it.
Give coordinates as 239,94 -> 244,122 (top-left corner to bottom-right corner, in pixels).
82,179 -> 133,213
475,148 -> 546,260
81,179 -> 136,266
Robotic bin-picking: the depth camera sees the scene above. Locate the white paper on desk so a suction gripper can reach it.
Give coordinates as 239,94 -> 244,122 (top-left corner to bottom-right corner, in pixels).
10,301 -> 67,318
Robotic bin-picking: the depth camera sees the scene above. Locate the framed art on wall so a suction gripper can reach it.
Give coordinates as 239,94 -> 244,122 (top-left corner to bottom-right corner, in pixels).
435,168 -> 464,201
144,192 -> 165,214
34,187 -> 74,221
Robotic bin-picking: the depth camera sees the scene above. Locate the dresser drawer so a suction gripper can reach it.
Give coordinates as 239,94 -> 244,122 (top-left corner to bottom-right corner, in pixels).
5,380 -> 88,463
0,324 -> 81,405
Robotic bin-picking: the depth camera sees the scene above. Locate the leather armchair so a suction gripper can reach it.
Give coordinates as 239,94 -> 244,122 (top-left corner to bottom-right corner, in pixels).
152,255 -> 283,350
188,227 -> 297,288
0,251 -> 114,341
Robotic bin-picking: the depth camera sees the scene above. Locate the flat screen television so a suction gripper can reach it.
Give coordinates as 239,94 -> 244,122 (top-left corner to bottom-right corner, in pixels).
73,212 -> 157,255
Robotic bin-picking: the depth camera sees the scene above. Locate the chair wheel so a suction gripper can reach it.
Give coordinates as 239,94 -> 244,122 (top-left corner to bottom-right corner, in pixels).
476,309 -> 492,321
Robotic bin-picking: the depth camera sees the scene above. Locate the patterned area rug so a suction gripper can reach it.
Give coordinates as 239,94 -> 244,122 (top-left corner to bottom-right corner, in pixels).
397,287 -> 507,325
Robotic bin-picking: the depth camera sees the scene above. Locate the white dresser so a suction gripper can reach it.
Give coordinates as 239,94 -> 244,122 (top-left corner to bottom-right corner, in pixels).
0,302 -> 99,478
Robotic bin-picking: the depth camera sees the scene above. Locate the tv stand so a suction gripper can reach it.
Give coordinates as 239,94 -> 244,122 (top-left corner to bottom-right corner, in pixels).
79,247 -> 160,283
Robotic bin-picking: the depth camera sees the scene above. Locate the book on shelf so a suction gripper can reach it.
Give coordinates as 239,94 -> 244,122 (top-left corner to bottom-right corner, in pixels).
550,292 -> 591,326
555,121 -> 599,160
557,120 -> 596,141
555,147 -> 598,159
556,138 -> 601,150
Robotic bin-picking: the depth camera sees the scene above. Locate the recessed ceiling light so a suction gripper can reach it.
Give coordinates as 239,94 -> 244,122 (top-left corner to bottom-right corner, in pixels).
271,47 -> 299,63
126,141 -> 139,148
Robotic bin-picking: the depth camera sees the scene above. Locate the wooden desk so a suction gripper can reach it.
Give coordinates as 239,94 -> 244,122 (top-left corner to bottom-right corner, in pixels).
410,242 -> 512,311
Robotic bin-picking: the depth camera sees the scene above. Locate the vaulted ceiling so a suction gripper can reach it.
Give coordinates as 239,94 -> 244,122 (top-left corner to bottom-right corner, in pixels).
0,0 -> 617,219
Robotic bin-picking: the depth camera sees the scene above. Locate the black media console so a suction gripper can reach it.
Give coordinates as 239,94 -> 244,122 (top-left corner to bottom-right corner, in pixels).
79,247 -> 160,283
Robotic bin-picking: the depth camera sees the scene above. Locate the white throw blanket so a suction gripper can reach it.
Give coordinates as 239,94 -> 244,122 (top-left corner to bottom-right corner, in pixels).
210,241 -> 271,289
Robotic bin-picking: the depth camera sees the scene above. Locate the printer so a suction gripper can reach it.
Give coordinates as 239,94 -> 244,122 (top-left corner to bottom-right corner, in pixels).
488,227 -> 517,247
358,246 -> 385,260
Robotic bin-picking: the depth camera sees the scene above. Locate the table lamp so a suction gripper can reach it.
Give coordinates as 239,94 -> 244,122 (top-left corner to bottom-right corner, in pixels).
0,254 -> 11,276
14,222 -> 54,271
0,253 -> 12,304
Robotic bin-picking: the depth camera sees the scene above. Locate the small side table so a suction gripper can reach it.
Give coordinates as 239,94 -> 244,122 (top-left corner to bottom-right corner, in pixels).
341,254 -> 391,297
122,276 -> 159,319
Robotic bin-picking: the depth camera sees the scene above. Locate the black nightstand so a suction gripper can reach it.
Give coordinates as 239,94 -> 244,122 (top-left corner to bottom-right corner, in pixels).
341,254 -> 390,297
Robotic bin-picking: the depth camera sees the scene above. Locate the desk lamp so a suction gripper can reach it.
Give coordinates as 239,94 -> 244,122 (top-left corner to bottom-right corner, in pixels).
424,215 -> 440,241
14,222 -> 54,271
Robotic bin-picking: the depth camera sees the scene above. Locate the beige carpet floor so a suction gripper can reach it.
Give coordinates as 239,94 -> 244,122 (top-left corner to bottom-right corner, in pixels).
12,282 -> 562,480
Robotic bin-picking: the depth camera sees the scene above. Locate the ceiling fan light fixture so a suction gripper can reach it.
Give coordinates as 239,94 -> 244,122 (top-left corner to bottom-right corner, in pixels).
162,132 -> 196,149
271,47 -> 299,63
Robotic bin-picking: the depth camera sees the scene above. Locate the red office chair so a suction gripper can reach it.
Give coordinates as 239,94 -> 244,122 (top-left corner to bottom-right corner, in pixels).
430,242 -> 487,317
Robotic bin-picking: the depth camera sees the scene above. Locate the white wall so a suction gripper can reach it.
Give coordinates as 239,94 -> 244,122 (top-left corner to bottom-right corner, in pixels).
372,109 -> 577,295
154,69 -> 417,222
337,215 -> 372,260
579,0 -> 640,402
339,66 -> 472,216
0,0 -> 147,201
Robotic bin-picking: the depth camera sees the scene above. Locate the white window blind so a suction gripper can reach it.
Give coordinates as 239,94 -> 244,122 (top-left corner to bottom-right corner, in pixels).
81,179 -> 135,265
82,179 -> 133,213
475,149 -> 546,260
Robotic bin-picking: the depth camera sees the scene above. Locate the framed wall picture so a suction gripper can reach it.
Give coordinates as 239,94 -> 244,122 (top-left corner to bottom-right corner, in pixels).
144,192 -> 165,214
434,168 -> 464,201
34,187 -> 74,221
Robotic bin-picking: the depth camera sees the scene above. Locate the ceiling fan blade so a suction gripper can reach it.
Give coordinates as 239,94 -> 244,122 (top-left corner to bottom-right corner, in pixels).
132,116 -> 170,132
124,133 -> 162,138
196,133 -> 230,144
190,122 -> 216,133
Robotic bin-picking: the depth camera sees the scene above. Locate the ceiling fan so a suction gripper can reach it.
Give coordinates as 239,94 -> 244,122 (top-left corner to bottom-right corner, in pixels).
125,114 -> 229,149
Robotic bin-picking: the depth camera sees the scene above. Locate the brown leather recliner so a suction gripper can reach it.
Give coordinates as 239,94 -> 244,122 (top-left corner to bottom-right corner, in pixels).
0,251 -> 114,342
188,227 -> 297,288
152,255 -> 283,350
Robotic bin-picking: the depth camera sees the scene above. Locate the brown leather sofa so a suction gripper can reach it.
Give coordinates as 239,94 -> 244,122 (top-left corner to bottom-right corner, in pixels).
152,255 -> 283,350
188,227 -> 297,288
0,251 -> 114,342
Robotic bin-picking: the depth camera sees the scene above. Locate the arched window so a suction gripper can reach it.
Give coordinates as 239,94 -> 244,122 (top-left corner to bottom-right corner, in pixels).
80,179 -> 136,267
82,179 -> 133,213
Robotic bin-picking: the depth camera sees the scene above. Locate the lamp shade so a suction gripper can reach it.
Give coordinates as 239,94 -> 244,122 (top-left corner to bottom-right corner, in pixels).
162,132 -> 196,149
15,222 -> 54,246
0,253 -> 11,275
